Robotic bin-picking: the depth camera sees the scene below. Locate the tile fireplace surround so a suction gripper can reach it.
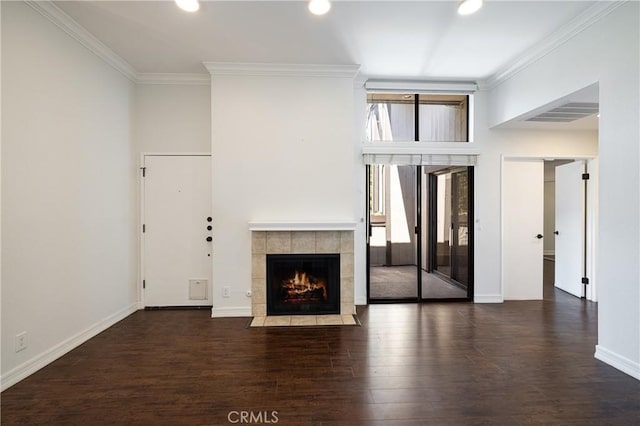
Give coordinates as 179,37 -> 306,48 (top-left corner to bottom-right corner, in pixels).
249,222 -> 356,319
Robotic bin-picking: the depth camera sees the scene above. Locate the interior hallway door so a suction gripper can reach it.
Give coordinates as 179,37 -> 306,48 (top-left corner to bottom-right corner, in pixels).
554,161 -> 586,298
502,159 -> 544,300
143,155 -> 212,307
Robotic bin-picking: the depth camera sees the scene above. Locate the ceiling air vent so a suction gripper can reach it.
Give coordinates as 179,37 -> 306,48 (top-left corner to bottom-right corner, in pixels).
526,102 -> 599,123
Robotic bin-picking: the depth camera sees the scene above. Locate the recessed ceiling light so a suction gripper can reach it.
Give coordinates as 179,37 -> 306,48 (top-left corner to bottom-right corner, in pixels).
309,0 -> 331,16
175,0 -> 200,13
458,0 -> 483,16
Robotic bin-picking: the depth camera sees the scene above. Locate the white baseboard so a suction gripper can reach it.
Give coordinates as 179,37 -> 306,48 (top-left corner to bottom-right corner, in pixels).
1,302 -> 139,391
594,345 -> 640,380
211,306 -> 252,318
355,296 -> 367,305
474,294 -> 504,303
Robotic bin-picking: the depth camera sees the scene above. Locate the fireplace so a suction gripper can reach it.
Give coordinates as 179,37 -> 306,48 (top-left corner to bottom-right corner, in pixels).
249,226 -> 356,319
267,254 -> 340,315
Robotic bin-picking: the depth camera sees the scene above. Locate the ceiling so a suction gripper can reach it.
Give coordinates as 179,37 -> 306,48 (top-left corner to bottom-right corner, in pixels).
55,0 -> 598,80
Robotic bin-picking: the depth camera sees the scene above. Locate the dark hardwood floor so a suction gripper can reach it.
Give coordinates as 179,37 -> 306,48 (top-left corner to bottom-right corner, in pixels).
2,263 -> 639,425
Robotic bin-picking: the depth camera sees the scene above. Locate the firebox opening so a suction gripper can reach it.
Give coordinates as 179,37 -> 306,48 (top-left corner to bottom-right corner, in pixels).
267,253 -> 340,315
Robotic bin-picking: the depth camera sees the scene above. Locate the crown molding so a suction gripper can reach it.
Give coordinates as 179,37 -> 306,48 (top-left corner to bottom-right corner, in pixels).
136,73 -> 211,85
26,1 -> 137,81
479,0 -> 627,91
353,75 -> 368,89
203,62 -> 361,78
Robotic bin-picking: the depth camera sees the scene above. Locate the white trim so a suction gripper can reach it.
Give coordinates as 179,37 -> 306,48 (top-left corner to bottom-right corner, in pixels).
501,154 -> 596,161
138,154 -> 146,308
203,62 -> 361,78
480,1 -> 626,90
365,80 -> 477,94
1,303 -> 139,391
25,1 -> 137,81
136,73 -> 211,86
595,345 -> 640,380
354,75 -> 368,89
586,158 -> 598,302
142,152 -> 211,157
474,295 -> 504,304
211,306 -> 252,318
249,221 -> 357,232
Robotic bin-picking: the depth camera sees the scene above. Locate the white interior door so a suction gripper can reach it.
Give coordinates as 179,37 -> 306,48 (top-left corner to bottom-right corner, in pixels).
503,159 -> 544,300
554,161 -> 585,298
143,155 -> 212,306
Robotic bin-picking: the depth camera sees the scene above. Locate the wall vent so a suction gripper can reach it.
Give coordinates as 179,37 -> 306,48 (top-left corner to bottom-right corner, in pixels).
189,279 -> 208,300
526,102 -> 599,123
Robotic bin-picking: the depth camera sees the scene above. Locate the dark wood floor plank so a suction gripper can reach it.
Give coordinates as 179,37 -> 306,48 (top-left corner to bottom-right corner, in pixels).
2,268 -> 639,425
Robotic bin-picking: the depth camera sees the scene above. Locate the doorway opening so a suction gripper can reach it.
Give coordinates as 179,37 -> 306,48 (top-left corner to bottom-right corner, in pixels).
544,159 -> 596,301
502,157 -> 597,302
366,164 -> 474,302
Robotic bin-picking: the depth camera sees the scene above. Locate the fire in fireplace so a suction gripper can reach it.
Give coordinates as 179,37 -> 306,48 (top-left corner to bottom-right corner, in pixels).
266,253 -> 340,315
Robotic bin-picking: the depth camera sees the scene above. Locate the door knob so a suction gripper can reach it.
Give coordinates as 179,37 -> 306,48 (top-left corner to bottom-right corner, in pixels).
206,236 -> 212,242
536,234 -> 544,239
554,231 -> 559,235
206,217 -> 212,222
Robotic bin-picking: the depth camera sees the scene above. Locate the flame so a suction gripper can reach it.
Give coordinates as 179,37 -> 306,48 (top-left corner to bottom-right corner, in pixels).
282,270 -> 327,300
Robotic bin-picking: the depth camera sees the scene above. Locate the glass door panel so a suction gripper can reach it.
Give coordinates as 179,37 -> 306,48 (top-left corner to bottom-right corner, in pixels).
451,170 -> 469,286
435,173 -> 452,277
368,165 -> 418,300
423,167 -> 473,300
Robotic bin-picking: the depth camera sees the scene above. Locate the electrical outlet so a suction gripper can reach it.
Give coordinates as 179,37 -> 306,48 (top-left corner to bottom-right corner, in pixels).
15,332 -> 27,352
223,286 -> 230,298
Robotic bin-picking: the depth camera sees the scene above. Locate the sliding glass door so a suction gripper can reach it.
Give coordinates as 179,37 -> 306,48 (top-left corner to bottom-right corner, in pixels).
366,165 -> 473,302
426,167 -> 473,299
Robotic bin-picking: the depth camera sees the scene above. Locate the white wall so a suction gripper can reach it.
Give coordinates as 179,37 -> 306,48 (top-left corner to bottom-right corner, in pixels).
135,84 -> 211,153
487,2 -> 640,378
1,2 -> 138,389
210,73 -> 356,315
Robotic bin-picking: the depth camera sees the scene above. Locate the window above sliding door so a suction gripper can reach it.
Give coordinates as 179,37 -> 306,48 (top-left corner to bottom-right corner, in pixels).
366,94 -> 469,143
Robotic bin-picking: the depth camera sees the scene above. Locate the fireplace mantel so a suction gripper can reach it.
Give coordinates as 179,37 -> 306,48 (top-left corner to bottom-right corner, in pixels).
248,221 -> 357,232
